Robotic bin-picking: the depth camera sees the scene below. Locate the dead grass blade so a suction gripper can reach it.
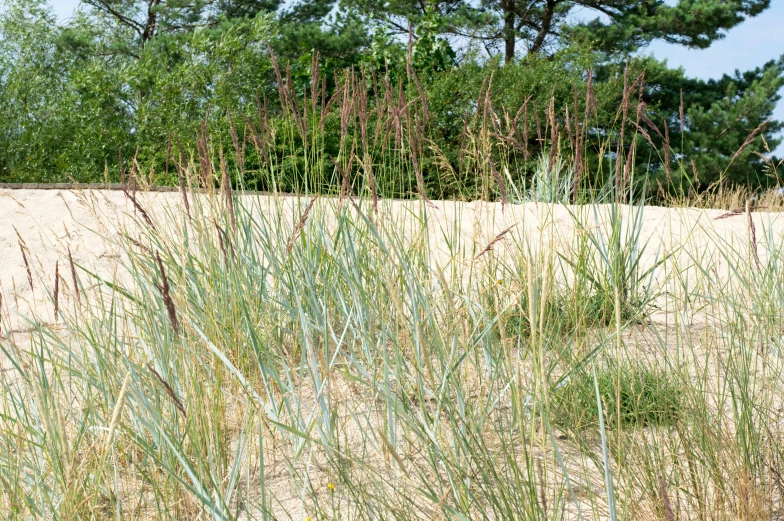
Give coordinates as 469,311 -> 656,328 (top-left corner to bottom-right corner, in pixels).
474,224 -> 517,260
287,196 -> 318,253
147,364 -> 187,417
53,260 -> 60,318
14,227 -> 33,291
155,252 -> 179,335
68,247 -> 80,304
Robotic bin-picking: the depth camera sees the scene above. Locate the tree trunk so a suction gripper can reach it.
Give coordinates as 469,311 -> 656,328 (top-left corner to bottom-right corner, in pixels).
530,0 -> 555,54
503,0 -> 516,63
142,0 -> 162,47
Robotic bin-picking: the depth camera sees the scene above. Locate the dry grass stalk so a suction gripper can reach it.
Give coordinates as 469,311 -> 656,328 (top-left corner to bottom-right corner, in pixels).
622,133 -> 635,195
146,364 -> 187,417
53,260 -> 60,318
376,427 -> 410,477
155,252 -> 179,336
547,123 -> 559,180
747,200 -> 761,268
691,159 -> 700,189
574,71 -> 595,200
616,62 -> 630,196
728,118 -> 771,168
124,233 -> 152,254
490,130 -> 525,155
483,71 -> 496,134
196,111 -> 212,188
122,186 -> 156,231
68,247 -> 80,304
214,220 -> 233,266
405,109 -> 436,207
490,161 -> 508,209
408,63 -> 428,130
586,69 -> 598,121
679,89 -> 685,133
474,224 -> 517,260
338,70 -> 354,152
244,94 -> 271,166
363,153 -> 378,216
320,80 -> 344,133
663,122 -> 672,186
102,372 -> 132,458
572,86 -> 580,146
714,204 -> 766,220
535,109 -> 543,144
331,154 -> 355,203
174,136 -> 191,219
355,71 -> 377,212
509,95 -> 531,140
357,68 -> 371,151
310,53 -> 320,114
268,44 -> 288,112
537,459 -> 548,517
471,75 -> 489,137
411,153 -> 437,208
659,477 -> 675,521
523,102 -> 530,161
129,149 -> 142,194
14,227 -> 33,291
287,195 -> 318,253
285,63 -> 308,144
219,146 -> 236,232
636,102 -> 663,139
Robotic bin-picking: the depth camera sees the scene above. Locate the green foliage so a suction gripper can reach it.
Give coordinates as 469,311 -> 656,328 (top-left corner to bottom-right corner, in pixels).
275,0 -> 370,67
556,363 -> 683,430
0,0 -> 781,191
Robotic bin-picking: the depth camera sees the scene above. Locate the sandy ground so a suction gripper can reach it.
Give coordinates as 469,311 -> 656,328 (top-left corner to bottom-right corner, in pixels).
3,188 -> 784,331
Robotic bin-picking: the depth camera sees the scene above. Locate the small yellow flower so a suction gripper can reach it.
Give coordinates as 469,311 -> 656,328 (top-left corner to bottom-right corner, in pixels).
327,482 -> 335,492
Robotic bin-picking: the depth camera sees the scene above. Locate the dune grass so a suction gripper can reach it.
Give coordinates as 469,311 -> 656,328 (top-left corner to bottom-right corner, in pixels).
2,169 -> 784,520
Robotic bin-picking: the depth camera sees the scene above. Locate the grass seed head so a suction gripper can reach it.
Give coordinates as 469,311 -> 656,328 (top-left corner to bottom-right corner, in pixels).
155,251 -> 179,335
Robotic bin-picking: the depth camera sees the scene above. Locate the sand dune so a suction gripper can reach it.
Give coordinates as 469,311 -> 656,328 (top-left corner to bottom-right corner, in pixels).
2,187 -> 783,331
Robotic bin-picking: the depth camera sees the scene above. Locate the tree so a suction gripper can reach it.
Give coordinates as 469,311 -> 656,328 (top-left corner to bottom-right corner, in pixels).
81,0 -> 281,56
274,0 -> 371,65
633,54 -> 784,187
348,0 -> 771,63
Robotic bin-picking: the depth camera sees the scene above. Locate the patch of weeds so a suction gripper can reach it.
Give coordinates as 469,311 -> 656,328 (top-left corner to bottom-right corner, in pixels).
580,286 -> 652,327
554,363 -> 683,431
501,296 -> 574,340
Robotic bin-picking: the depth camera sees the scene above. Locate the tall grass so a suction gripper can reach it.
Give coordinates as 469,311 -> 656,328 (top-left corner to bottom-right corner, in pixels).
147,53 -> 727,206
2,159 -> 784,519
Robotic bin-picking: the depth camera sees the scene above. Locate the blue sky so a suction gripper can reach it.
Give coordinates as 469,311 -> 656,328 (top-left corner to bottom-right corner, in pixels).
50,0 -> 784,150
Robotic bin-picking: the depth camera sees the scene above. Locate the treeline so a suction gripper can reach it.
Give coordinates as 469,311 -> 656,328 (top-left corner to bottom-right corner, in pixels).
0,0 -> 782,194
